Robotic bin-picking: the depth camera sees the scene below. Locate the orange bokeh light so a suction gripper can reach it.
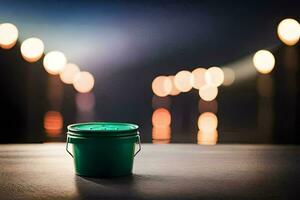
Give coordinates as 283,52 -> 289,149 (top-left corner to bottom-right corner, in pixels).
152,108 -> 171,127
174,70 -> 193,92
197,130 -> 218,145
152,139 -> 170,144
192,68 -> 206,89
152,76 -> 172,97
152,126 -> 171,140
44,111 -> 63,136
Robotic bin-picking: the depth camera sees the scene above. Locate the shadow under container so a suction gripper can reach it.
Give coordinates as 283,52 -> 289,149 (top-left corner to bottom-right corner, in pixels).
66,122 -> 141,177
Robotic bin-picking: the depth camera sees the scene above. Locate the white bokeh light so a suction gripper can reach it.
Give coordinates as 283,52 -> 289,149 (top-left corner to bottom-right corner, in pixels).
152,76 -> 172,97
0,23 -> 19,49
253,50 -> 275,74
73,71 -> 95,93
197,112 -> 218,133
199,85 -> 218,101
204,67 -> 224,87
192,68 -> 206,89
277,18 -> 300,46
43,51 -> 67,75
174,70 -> 193,92
168,75 -> 181,96
59,63 -> 80,84
20,37 -> 44,62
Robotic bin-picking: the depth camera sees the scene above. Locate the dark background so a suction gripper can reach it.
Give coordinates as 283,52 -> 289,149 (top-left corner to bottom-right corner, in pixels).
0,0 -> 299,144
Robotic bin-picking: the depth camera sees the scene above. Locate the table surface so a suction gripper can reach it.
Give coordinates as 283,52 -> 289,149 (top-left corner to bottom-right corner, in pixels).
0,144 -> 299,200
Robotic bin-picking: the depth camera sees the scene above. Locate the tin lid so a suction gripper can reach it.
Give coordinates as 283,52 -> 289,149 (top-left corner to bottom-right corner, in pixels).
67,122 -> 139,137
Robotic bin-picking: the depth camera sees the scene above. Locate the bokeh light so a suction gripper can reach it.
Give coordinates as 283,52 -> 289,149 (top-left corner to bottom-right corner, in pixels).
253,50 -> 275,74
73,71 -> 95,93
44,111 -> 63,136
20,37 -> 44,62
199,85 -> 218,101
197,130 -> 218,145
168,75 -> 181,96
152,126 -> 171,140
204,67 -> 224,87
43,51 -> 67,75
192,68 -> 206,89
152,108 -> 171,128
277,18 -> 300,46
0,23 -> 18,49
197,112 -> 218,133
152,76 -> 172,97
222,67 -> 235,86
59,63 -> 80,84
152,139 -> 170,144
174,70 -> 193,92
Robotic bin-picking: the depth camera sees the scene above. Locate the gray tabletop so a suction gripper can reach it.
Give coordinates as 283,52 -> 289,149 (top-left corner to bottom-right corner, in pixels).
0,144 -> 299,199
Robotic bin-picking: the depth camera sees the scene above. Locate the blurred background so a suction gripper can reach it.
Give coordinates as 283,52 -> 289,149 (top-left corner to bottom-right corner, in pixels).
0,0 -> 299,144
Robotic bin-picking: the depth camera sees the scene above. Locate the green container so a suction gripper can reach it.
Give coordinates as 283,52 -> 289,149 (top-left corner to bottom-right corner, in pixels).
66,122 -> 141,177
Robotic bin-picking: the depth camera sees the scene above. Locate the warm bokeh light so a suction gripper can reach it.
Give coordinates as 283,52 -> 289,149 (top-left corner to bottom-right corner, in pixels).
197,130 -> 218,145
76,92 -> 95,112
59,63 -> 80,84
44,111 -> 63,136
253,50 -> 275,74
174,70 -> 193,92
222,67 -> 235,86
192,68 -> 206,89
197,112 -> 218,133
20,37 -> 44,62
204,67 -> 224,87
73,71 -> 95,93
198,99 -> 218,114
43,51 -> 67,75
168,75 -> 181,96
0,23 -> 18,49
277,18 -> 300,46
152,139 -> 170,144
152,126 -> 171,140
152,108 -> 171,128
152,76 -> 172,97
199,85 -> 218,101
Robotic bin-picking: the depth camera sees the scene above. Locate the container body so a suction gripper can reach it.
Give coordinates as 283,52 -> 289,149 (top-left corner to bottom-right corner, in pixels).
68,134 -> 139,177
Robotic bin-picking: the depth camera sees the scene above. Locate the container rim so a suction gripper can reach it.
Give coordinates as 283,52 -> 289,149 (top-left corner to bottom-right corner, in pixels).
67,122 -> 139,137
